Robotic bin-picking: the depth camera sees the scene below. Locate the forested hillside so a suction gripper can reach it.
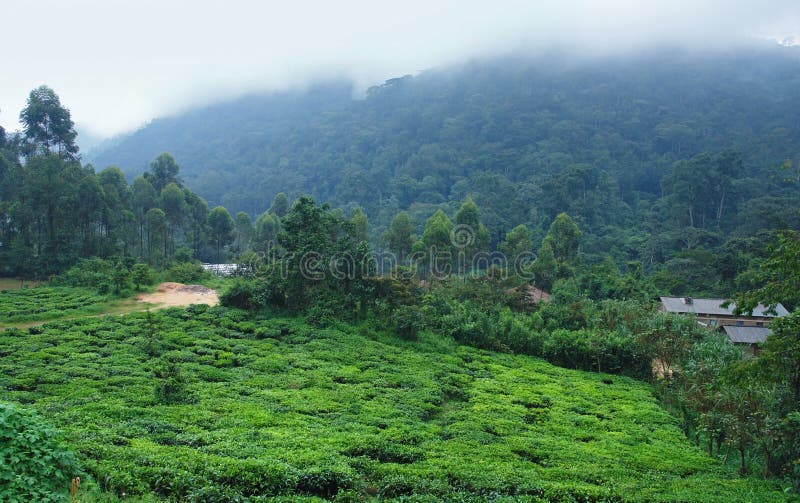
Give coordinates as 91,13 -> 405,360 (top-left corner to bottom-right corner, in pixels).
92,48 -> 800,265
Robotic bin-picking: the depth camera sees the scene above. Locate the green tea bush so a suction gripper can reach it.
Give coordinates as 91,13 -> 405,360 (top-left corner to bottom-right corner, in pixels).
0,287 -> 106,322
0,307 -> 789,501
0,402 -> 79,502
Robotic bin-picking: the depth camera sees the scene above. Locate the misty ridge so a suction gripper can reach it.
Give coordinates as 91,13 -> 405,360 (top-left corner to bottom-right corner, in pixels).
89,46 -> 800,248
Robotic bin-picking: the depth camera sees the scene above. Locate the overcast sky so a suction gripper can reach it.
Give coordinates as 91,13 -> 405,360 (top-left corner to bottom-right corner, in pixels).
1,0 -> 798,139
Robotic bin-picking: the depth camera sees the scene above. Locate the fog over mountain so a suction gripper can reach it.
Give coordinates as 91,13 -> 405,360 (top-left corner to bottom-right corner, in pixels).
1,0 -> 799,139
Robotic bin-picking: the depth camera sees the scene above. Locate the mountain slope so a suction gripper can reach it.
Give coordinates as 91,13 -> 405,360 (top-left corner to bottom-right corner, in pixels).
91,47 -> 800,249
92,48 -> 800,213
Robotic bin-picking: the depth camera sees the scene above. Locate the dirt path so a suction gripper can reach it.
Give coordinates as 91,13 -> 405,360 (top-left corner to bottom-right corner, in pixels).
136,282 -> 219,308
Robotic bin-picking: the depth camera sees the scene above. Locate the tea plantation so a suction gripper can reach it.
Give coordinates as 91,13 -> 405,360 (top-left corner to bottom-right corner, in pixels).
0,287 -> 109,324
0,306 -> 789,501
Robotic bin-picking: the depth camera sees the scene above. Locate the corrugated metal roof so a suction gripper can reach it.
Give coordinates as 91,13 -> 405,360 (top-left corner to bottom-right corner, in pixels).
723,325 -> 772,344
659,297 -> 789,317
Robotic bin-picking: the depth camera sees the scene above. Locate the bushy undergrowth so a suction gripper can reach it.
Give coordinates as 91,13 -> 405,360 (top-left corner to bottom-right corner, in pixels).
0,402 -> 79,502
413,290 -> 655,379
0,306 -> 788,501
162,262 -> 210,284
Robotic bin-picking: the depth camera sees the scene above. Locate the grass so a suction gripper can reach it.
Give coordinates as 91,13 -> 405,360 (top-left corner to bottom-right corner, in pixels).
0,303 -> 790,501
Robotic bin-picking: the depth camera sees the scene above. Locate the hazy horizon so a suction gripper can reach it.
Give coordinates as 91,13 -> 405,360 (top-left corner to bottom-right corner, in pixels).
1,0 -> 798,142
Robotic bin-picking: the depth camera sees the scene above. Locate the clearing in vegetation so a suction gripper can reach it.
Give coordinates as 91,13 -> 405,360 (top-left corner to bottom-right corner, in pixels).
0,305 -> 788,501
136,282 -> 219,309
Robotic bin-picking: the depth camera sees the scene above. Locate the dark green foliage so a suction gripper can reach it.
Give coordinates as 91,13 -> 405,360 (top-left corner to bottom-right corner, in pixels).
19,85 -> 79,160
392,304 -> 423,340
86,51 -> 800,297
164,261 -> 209,284
735,231 -> 800,313
0,88 -> 216,275
384,211 -> 414,261
219,279 -> 257,310
153,359 -> 191,404
58,257 -> 133,294
227,196 -> 377,320
0,402 -> 79,502
208,206 -> 234,262
131,263 -> 156,290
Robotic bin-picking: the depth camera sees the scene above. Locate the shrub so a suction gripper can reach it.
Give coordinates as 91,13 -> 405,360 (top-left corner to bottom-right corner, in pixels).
0,402 -> 79,502
220,279 -> 256,310
392,305 -> 424,340
131,263 -> 155,290
165,262 -> 209,284
59,257 -> 131,294
154,360 -> 191,404
174,246 -> 194,264
306,300 -> 338,328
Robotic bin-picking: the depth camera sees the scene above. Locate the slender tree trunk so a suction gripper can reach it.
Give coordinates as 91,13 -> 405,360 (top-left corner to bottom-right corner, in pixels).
763,445 -> 771,478
739,446 -> 746,475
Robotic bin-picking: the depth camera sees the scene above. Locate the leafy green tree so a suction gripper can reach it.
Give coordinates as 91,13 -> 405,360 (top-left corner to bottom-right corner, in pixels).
184,189 -> 209,257
679,334 -> 742,456
269,192 -> 289,218
159,183 -> 186,258
499,224 -> 533,260
253,211 -> 280,253
543,213 -> 581,266
132,176 -> 157,257
421,209 -> 454,277
278,196 -> 334,307
145,153 -> 181,192
234,211 -> 253,255
350,208 -> 369,242
97,167 -> 129,239
19,85 -> 79,159
454,197 -> 490,272
145,207 -> 167,263
131,263 -> 154,290
735,231 -> 800,313
385,211 -> 415,262
531,240 -> 558,290
23,153 -> 82,271
208,206 -> 234,262
639,312 -> 704,380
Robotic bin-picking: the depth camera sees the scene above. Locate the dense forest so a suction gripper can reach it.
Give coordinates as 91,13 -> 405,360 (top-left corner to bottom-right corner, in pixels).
0,87 -> 242,276
90,47 -> 800,296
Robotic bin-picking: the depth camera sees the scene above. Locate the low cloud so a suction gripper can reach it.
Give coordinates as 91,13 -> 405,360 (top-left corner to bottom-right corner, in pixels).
1,0 -> 797,138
